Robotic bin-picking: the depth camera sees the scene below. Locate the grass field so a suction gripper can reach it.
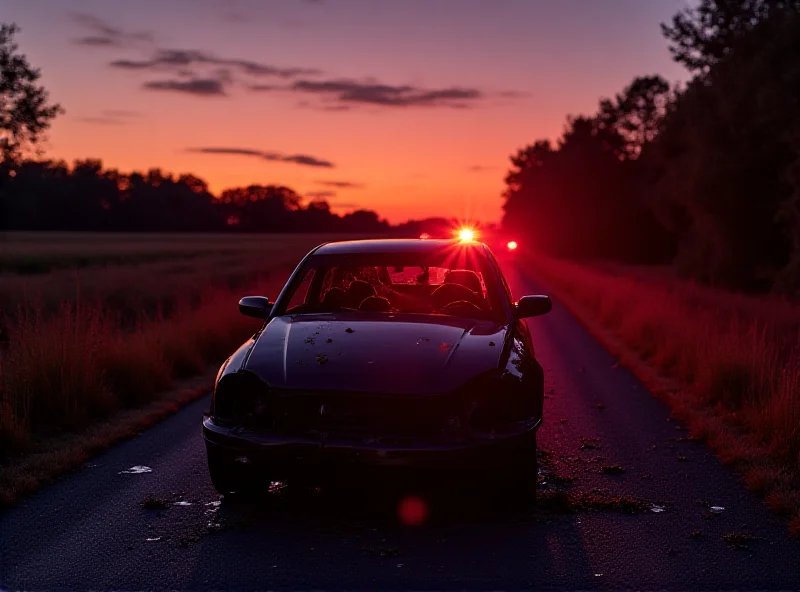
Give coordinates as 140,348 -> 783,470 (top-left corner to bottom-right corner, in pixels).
529,254 -> 800,536
0,232 -> 361,498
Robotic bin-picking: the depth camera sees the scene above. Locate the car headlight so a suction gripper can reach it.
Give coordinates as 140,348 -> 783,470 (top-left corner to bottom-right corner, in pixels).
212,371 -> 275,427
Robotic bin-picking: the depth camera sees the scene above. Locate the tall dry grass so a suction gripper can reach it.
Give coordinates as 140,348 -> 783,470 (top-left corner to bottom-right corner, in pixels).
0,279 -> 285,458
530,254 -> 800,535
0,232 -> 350,461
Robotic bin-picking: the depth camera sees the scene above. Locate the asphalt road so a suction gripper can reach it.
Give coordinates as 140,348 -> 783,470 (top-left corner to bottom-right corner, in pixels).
2,261 -> 799,591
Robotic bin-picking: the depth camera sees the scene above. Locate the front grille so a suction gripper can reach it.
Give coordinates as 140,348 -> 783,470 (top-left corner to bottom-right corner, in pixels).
272,391 -> 457,440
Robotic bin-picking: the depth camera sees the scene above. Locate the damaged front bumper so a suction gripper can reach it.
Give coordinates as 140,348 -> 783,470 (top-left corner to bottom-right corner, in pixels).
202,416 -> 539,477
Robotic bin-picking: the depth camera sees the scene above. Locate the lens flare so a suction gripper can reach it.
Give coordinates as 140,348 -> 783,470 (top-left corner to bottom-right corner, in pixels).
507,240 -> 518,250
398,495 -> 429,526
458,228 -> 475,242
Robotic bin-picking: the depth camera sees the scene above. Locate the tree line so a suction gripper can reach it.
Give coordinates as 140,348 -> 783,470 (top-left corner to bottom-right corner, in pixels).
0,159 -> 390,233
501,0 -> 800,295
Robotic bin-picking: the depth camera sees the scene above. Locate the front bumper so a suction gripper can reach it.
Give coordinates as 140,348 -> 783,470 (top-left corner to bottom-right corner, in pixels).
202,417 -> 538,476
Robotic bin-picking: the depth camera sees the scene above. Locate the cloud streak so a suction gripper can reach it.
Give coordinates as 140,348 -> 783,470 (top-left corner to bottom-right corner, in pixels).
144,78 -> 226,96
316,180 -> 364,189
305,190 -> 336,199
187,147 -> 335,168
71,13 -> 153,48
111,49 -> 320,79
250,78 -> 489,109
76,110 -> 141,125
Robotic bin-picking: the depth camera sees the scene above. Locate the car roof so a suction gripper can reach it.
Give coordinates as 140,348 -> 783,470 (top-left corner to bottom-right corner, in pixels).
312,238 -> 488,256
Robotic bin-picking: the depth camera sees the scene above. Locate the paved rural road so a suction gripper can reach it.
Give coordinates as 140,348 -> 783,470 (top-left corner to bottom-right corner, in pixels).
2,262 -> 799,591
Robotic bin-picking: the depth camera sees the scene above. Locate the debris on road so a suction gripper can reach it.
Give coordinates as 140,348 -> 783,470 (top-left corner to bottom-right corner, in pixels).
579,437 -> 601,451
140,497 -> 169,510
650,505 -> 666,513
722,531 -> 761,550
119,465 -> 152,474
602,465 -> 625,474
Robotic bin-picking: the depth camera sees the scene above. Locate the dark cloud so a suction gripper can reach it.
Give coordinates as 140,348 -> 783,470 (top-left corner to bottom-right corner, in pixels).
250,78 -> 485,109
71,13 -> 153,48
292,79 -> 481,107
467,165 -> 497,172
187,147 -> 334,168
111,49 -> 319,79
144,78 -> 226,96
315,180 -> 364,189
305,190 -> 336,199
331,202 -> 362,209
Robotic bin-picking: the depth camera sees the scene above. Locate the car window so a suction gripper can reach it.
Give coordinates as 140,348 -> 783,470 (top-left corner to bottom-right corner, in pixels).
284,268 -> 315,313
278,250 -> 504,322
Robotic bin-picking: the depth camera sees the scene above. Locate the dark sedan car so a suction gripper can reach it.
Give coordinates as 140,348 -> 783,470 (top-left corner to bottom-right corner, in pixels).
202,238 -> 551,502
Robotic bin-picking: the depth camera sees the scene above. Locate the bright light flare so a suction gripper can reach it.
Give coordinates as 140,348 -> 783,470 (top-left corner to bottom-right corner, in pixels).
507,240 -> 518,251
419,232 -> 430,240
458,228 -> 475,242
398,495 -> 429,526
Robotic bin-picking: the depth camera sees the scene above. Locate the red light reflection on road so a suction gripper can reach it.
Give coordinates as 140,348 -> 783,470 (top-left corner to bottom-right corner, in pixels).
398,495 -> 429,526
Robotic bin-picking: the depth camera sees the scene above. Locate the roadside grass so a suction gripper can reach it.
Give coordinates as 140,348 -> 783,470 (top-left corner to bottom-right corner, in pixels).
528,253 -> 800,536
0,276 -> 285,457
0,232 -> 350,503
0,372 -> 214,506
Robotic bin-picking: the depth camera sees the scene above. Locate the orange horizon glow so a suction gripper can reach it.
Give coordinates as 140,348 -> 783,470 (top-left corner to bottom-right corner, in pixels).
6,0 -> 686,225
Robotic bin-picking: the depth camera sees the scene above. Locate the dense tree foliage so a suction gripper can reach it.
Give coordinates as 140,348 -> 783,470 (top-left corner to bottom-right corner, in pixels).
503,2 -> 800,295
661,0 -> 800,73
651,12 -> 800,292
0,159 -> 390,233
501,82 -> 676,264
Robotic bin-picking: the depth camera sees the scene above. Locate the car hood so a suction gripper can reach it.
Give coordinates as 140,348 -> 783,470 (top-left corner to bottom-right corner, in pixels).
243,313 -> 508,394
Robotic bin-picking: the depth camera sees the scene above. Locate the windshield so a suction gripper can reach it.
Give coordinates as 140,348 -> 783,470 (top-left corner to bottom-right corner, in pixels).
278,249 -> 506,322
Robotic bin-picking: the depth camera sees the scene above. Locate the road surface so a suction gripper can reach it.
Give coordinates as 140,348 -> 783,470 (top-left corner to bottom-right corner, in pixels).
2,262 -> 799,591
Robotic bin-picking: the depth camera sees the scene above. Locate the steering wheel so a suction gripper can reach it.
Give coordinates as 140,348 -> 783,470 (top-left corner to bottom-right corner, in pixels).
431,282 -> 485,310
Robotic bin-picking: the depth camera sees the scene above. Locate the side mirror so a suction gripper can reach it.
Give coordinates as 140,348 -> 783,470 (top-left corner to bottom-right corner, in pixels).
514,295 -> 552,319
239,296 -> 272,319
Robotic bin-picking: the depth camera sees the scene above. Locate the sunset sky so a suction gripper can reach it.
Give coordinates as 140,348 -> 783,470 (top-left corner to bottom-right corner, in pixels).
6,0 -> 688,224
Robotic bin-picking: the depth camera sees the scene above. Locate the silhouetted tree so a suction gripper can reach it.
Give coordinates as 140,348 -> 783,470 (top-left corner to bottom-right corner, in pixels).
0,160 -> 390,234
661,0 -> 800,73
0,23 -> 63,166
502,111 -> 675,263
595,76 -> 675,160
